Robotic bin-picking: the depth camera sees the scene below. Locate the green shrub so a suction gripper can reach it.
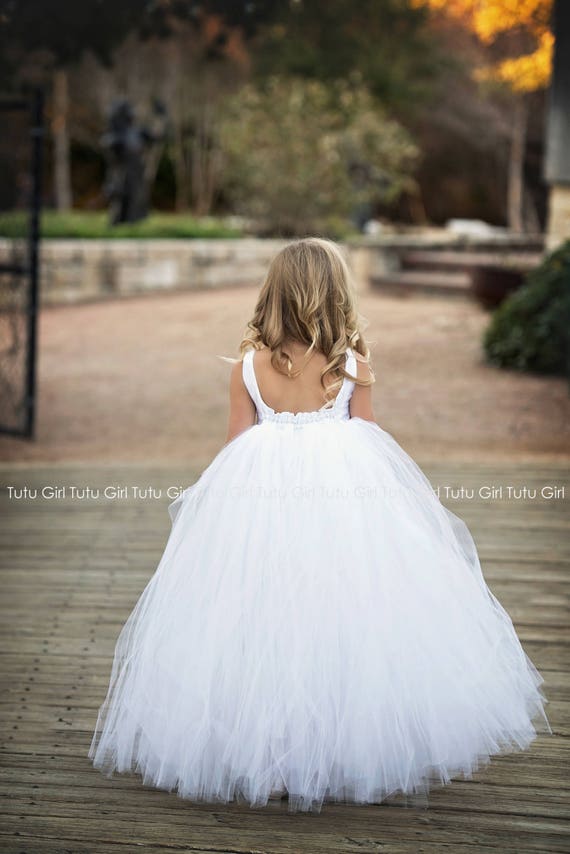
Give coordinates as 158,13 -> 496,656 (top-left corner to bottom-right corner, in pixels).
483,240 -> 570,377
219,77 -> 418,237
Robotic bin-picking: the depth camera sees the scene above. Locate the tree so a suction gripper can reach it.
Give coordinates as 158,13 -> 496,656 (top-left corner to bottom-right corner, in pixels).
219,77 -> 418,235
0,0 -> 271,214
413,0 -> 554,231
0,0 -> 154,210
154,15 -> 250,214
73,13 -> 250,215
251,0 -> 445,115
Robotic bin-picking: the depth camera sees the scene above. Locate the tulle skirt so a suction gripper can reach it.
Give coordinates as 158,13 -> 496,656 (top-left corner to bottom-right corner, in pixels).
88,417 -> 551,813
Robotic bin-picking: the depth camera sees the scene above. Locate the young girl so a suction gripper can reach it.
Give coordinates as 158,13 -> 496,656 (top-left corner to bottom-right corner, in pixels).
88,237 -> 551,814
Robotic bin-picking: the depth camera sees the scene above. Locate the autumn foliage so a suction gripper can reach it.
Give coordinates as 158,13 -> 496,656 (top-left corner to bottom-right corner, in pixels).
412,0 -> 553,92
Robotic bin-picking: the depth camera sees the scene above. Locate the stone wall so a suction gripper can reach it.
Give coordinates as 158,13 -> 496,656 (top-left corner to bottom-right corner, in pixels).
546,185 -> 570,250
19,239 -> 289,305
0,238 -> 372,305
0,233 -> 543,306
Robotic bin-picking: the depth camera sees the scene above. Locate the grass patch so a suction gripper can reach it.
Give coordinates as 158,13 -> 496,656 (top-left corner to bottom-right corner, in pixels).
0,210 -> 243,239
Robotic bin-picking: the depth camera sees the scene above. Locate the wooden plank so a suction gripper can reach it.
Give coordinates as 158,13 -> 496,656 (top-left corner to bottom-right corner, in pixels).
1,461 -> 569,852
0,810 -> 569,854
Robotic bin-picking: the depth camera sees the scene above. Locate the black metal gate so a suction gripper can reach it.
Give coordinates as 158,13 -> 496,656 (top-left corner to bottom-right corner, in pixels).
0,90 -> 44,438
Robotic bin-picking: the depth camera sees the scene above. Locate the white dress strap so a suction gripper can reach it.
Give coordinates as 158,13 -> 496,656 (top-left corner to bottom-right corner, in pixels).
345,347 -> 357,380
242,348 -> 269,415
334,347 -> 357,410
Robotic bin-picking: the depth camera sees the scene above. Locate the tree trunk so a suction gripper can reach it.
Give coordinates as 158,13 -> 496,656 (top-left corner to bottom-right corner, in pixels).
507,96 -> 527,233
191,97 -> 224,217
52,68 -> 72,211
173,129 -> 191,212
192,106 -> 210,216
523,188 -> 541,234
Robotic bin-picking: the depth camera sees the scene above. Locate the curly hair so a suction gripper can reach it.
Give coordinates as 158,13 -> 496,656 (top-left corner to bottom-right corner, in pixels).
238,237 -> 375,403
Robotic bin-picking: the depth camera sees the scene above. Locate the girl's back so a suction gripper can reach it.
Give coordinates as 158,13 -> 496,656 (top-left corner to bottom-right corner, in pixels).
252,343 -> 344,414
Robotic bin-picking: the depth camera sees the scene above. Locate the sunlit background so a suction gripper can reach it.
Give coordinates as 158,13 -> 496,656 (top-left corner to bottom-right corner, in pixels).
0,0 -> 568,463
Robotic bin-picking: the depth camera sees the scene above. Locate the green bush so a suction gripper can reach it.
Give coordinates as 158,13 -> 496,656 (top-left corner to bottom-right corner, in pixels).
483,240 -> 570,377
0,211 -> 242,240
219,77 -> 418,236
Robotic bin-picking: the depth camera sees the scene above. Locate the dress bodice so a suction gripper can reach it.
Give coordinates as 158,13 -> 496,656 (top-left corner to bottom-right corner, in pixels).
242,347 -> 357,425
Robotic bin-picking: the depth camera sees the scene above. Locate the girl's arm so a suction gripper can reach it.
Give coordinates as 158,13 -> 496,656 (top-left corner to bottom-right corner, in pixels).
349,354 -> 376,422
225,359 -> 257,443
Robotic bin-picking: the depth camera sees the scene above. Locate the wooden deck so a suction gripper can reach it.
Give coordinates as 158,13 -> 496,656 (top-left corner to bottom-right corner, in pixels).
1,461 -> 568,853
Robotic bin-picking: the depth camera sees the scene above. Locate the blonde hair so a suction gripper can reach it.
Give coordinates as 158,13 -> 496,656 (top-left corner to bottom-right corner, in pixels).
238,237 -> 375,403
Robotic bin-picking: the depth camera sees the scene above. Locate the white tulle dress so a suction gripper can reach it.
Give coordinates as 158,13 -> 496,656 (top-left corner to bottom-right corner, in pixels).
88,346 -> 551,813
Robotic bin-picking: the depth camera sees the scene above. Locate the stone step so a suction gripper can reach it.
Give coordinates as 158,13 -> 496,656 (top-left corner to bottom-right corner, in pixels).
371,269 -> 471,297
401,250 -> 543,273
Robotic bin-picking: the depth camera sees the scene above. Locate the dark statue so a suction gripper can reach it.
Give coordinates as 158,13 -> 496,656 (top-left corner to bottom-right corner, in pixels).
101,98 -> 167,225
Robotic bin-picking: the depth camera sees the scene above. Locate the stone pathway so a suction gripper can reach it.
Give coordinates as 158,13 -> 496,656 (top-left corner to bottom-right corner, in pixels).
0,288 -> 568,466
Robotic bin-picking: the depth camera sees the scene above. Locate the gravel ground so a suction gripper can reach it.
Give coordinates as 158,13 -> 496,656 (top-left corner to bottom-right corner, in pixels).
1,287 -> 569,467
